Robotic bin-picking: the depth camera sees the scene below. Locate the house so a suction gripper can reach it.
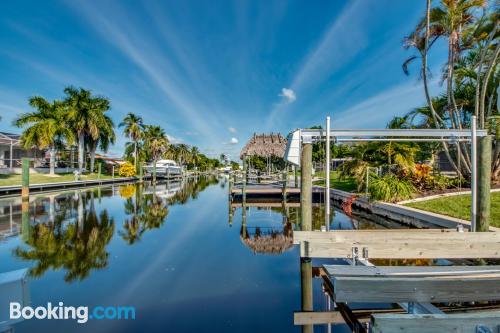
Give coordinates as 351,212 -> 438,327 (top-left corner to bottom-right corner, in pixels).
0,132 -> 42,171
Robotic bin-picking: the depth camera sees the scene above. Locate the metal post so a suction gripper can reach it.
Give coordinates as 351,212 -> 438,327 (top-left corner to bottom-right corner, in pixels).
98,163 -> 102,180
471,116 -> 477,231
301,141 -> 313,231
294,165 -> 299,188
282,169 -> 287,203
21,158 -> 29,199
9,140 -> 13,169
242,158 -> 247,206
477,135 -> 492,231
325,116 -> 331,230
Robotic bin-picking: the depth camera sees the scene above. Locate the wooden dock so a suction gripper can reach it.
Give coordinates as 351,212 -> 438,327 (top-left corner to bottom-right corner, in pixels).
293,229 -> 500,332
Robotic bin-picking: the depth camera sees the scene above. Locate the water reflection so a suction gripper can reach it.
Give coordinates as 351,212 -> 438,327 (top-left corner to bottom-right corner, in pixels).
1,176 -> 218,283
14,190 -> 115,282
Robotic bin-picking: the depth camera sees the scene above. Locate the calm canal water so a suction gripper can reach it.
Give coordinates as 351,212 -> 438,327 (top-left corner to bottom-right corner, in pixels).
0,176 -> 393,333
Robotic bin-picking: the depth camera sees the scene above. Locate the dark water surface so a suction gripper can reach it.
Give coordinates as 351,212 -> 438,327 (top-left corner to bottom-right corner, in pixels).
0,176 -> 385,333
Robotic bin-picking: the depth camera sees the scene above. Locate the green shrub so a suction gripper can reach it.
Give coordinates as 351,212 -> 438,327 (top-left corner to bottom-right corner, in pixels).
368,174 -> 416,202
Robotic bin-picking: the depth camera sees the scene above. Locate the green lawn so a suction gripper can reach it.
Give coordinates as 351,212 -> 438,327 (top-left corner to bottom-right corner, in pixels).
313,171 -> 357,192
405,192 -> 500,227
0,173 -> 114,187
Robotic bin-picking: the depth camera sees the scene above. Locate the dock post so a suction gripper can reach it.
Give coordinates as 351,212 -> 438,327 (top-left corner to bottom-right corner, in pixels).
98,163 -> 102,180
300,257 -> 313,333
477,135 -> 492,231
21,158 -> 30,200
242,158 -> 247,206
282,169 -> 287,202
300,141 -> 312,231
21,198 -> 30,242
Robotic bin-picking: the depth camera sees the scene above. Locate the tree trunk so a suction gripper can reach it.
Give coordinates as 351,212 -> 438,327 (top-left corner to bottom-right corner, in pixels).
90,145 -> 97,174
152,158 -> 157,184
134,141 -> 138,171
422,0 -> 462,178
49,145 -> 56,175
78,133 -> 85,171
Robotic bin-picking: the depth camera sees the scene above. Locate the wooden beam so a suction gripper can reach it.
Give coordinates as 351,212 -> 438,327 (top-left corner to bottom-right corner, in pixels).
293,311 -> 347,325
296,231 -> 500,259
324,265 -> 500,277
332,275 -> 500,303
293,229 -> 471,245
371,312 -> 500,333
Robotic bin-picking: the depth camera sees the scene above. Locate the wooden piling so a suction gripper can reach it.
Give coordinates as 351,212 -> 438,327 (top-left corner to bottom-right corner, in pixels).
300,142 -> 312,231
477,135 -> 492,231
21,158 -> 29,199
21,199 -> 30,242
98,162 -> 102,179
300,257 -> 313,333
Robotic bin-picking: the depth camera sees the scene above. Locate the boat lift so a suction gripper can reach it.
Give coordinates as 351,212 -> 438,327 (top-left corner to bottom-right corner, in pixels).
284,116 -> 488,230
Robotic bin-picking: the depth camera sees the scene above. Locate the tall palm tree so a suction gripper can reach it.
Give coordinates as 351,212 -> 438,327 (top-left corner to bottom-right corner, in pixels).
143,125 -> 169,183
88,114 -> 115,173
119,113 -> 144,170
14,97 -> 74,175
64,86 -> 111,171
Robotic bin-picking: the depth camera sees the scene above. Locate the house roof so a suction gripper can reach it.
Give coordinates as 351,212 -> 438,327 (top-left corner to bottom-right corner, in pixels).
0,132 -> 21,146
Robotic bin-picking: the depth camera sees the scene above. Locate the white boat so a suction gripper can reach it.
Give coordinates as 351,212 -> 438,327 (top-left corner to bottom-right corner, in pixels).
144,159 -> 182,177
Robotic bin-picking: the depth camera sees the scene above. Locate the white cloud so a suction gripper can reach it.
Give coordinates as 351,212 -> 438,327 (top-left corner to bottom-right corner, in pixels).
167,135 -> 183,144
279,88 -> 296,103
230,137 -> 239,144
228,127 -> 237,133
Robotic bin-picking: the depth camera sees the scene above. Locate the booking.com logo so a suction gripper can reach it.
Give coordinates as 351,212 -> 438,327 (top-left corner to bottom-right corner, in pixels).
10,302 -> 136,324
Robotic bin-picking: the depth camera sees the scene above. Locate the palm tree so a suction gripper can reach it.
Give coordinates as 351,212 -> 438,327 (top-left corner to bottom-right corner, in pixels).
190,146 -> 200,170
88,114 -> 115,173
64,86 -> 111,172
219,153 -> 227,166
119,113 -> 144,171
14,97 -> 74,175
143,125 -> 169,183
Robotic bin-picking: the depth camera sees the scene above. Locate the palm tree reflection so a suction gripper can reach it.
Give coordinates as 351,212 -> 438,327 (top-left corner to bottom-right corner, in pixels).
14,191 -> 115,282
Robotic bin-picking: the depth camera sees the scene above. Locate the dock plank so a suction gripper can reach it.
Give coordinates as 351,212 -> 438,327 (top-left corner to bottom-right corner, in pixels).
296,231 -> 500,259
323,265 -> 500,277
371,312 -> 500,333
332,275 -> 500,303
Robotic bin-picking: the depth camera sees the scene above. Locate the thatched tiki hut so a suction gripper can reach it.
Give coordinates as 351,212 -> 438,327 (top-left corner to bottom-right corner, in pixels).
240,133 -> 287,174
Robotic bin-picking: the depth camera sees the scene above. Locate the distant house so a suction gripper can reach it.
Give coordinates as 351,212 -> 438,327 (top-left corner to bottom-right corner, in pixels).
0,132 -> 42,170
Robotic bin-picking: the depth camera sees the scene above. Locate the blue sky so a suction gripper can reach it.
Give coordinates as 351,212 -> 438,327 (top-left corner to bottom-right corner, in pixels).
0,0 -> 446,160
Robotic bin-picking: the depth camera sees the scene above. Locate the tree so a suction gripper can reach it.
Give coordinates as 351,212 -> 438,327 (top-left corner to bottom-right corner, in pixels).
64,86 -> 111,172
14,97 -> 74,175
119,113 -> 144,171
88,114 -> 115,173
143,125 -> 169,183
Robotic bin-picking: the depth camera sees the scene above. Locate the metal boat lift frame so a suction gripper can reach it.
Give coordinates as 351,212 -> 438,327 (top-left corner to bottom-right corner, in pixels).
284,116 -> 488,230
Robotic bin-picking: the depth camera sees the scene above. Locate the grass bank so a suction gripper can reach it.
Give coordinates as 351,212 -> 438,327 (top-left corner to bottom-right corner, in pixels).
404,192 -> 500,227
313,171 -> 357,192
0,173 -> 114,187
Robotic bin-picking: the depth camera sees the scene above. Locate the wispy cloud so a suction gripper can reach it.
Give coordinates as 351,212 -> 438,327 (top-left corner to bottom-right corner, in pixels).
230,137 -> 238,144
228,127 -> 237,133
265,0 -> 368,129
279,88 -> 296,103
331,79 -> 440,128
66,1 -> 226,148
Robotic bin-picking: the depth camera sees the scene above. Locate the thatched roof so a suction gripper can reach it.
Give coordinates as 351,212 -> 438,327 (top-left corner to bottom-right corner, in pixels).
240,224 -> 293,255
240,133 -> 287,159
